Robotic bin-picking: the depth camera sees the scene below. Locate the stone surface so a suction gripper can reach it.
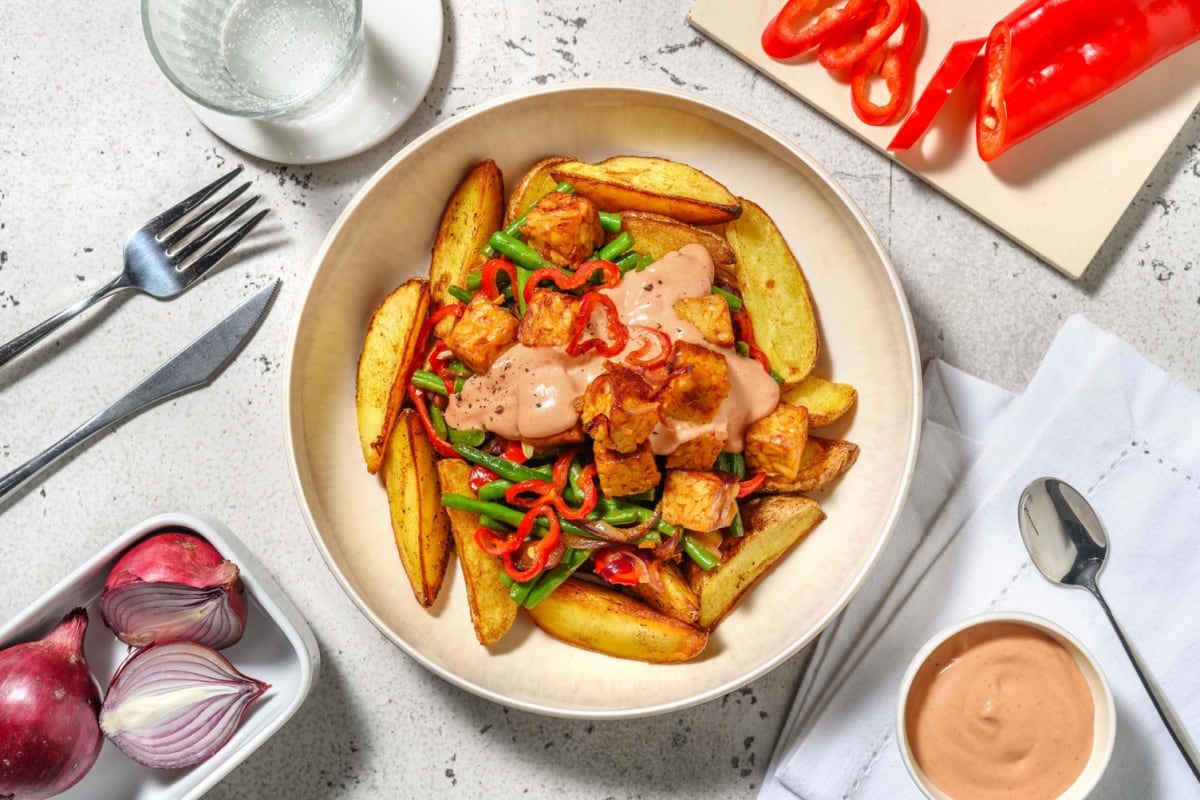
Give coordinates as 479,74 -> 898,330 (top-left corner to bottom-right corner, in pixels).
1,1 -> 1197,798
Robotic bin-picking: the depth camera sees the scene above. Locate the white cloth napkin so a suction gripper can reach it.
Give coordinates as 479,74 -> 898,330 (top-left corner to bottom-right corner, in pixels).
760,315 -> 1200,800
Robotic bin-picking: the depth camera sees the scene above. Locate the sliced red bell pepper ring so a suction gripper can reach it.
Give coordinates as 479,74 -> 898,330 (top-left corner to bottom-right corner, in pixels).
887,37 -> 987,151
818,0 -> 908,71
407,385 -> 459,459
566,291 -> 628,358
479,258 -> 517,301
977,0 -> 1200,161
737,472 -> 768,498
849,0 -> 923,125
626,325 -> 673,369
523,259 -> 621,305
761,0 -> 876,60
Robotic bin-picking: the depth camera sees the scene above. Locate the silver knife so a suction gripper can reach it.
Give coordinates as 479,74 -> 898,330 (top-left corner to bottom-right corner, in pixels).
0,279 -> 280,504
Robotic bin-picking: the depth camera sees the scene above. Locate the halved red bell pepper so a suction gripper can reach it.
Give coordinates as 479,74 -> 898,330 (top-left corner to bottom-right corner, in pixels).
761,0 -> 875,59
849,0 -> 923,125
887,37 -> 987,151
818,0 -> 908,71
977,0 -> 1200,161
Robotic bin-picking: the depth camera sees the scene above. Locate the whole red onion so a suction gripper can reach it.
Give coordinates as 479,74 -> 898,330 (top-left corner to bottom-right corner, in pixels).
100,531 -> 247,649
0,608 -> 103,800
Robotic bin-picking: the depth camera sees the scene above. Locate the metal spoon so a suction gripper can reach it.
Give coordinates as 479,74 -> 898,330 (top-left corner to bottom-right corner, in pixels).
1018,477 -> 1200,781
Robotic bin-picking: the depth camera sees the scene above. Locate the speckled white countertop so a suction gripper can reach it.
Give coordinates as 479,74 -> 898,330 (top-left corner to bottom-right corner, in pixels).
2,2 -> 1198,798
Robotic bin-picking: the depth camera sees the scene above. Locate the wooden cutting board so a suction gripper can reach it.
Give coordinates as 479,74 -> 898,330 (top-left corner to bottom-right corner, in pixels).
688,0 -> 1200,278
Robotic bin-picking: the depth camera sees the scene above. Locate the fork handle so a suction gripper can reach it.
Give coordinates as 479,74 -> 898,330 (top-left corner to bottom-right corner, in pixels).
0,273 -> 129,370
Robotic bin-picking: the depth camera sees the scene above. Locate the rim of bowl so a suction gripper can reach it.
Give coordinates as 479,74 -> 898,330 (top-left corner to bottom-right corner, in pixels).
281,80 -> 924,718
895,610 -> 1117,800
140,0 -> 364,118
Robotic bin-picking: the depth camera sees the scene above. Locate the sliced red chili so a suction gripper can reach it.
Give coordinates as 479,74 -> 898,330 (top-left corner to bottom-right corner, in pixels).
480,258 -> 517,301
428,341 -> 457,394
737,472 -> 768,498
566,291 -> 628,358
626,325 -> 673,369
523,259 -> 621,305
407,385 -> 459,459
467,464 -> 498,493
732,308 -> 775,376
499,437 -> 528,464
761,0 -> 875,60
849,0 -> 922,125
887,37 -> 987,151
501,502 -> 562,582
404,302 -> 466,388
818,0 -> 908,71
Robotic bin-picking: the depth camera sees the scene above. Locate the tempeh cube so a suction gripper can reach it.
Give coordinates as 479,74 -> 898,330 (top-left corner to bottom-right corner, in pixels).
661,469 -> 739,532
593,440 -> 661,498
665,433 -> 725,470
444,293 -> 519,374
744,402 -> 810,480
519,288 -> 582,347
521,192 -> 604,267
673,295 -> 735,348
579,368 -> 660,454
659,341 -> 731,424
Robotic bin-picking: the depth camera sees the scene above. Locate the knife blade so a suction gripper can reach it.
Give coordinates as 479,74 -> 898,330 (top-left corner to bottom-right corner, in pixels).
0,279 -> 280,505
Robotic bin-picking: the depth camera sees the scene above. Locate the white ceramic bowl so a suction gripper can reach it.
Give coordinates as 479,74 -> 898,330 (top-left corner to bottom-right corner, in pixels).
283,81 -> 922,718
896,612 -> 1116,800
0,512 -> 319,800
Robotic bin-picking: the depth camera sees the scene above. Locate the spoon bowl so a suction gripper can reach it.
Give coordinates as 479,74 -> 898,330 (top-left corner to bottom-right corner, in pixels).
1018,477 -> 1200,781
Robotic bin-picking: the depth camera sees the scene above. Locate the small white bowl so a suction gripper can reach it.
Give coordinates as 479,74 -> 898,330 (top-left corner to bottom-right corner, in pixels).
896,611 -> 1115,800
0,512 -> 319,800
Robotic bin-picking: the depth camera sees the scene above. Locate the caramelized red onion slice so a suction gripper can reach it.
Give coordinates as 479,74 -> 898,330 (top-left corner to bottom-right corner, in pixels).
574,505 -> 663,544
100,531 -> 247,649
99,640 -> 269,770
0,608 -> 103,800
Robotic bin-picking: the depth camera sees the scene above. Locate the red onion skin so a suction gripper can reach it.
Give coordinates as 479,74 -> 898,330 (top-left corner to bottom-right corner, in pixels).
0,608 -> 103,800
100,531 -> 247,648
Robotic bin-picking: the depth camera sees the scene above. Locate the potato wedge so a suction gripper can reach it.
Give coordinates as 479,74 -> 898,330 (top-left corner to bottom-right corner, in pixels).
723,197 -> 819,386
382,409 -> 452,607
504,155 -> 575,226
688,495 -> 825,629
429,160 -> 504,315
436,459 -> 518,644
780,375 -> 858,428
616,211 -> 737,279
550,155 -> 742,225
525,578 -> 707,663
355,279 -> 430,473
630,562 -> 701,626
761,437 -> 860,494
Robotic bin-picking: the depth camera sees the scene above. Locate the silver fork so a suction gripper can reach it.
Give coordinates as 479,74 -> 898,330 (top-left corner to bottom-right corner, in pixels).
0,166 -> 269,370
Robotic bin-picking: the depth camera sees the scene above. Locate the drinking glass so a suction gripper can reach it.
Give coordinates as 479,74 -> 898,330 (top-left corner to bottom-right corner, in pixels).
142,0 -> 364,122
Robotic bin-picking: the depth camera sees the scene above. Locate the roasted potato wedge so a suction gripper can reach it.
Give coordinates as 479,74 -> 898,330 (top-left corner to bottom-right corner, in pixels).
504,155 -> 575,226
630,562 -> 701,626
616,211 -> 737,279
550,155 -> 742,225
429,160 -> 504,317
761,437 -> 860,494
355,279 -> 430,473
526,578 -> 707,663
723,198 -> 819,386
382,409 -> 452,607
688,495 -> 825,629
781,375 -> 858,428
436,459 -> 518,644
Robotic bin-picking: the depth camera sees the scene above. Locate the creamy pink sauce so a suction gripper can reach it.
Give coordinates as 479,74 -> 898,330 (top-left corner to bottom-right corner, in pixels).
444,244 -> 780,452
904,621 -> 1095,800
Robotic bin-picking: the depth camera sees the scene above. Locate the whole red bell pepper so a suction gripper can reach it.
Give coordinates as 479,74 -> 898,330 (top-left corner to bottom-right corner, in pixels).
977,0 -> 1200,160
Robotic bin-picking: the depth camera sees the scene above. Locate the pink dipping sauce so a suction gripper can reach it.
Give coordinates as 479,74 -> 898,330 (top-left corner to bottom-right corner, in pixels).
904,621 -> 1094,800
444,244 -> 779,452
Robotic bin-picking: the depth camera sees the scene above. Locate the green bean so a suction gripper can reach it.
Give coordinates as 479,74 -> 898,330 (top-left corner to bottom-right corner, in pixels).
615,251 -> 642,274
466,271 -> 482,291
599,211 -> 622,233
596,230 -> 634,262
441,493 -> 591,538
447,428 -> 486,447
498,571 -> 535,605
411,369 -> 448,396
428,403 -> 449,441
711,285 -> 743,312
516,266 -> 532,316
682,534 -> 719,571
476,478 -> 513,502
451,444 -> 553,482
524,548 -> 589,608
634,253 -> 655,272
729,512 -> 745,538
728,451 -> 746,480
488,231 -> 558,272
563,460 -> 584,506
478,515 -> 511,532
448,285 -> 473,303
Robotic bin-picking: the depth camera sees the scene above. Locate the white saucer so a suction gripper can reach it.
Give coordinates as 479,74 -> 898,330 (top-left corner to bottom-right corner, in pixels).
187,0 -> 443,165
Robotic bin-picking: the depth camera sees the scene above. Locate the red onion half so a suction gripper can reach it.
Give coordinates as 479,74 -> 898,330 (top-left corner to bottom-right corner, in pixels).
99,640 -> 269,770
0,608 -> 103,800
100,531 -> 247,649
